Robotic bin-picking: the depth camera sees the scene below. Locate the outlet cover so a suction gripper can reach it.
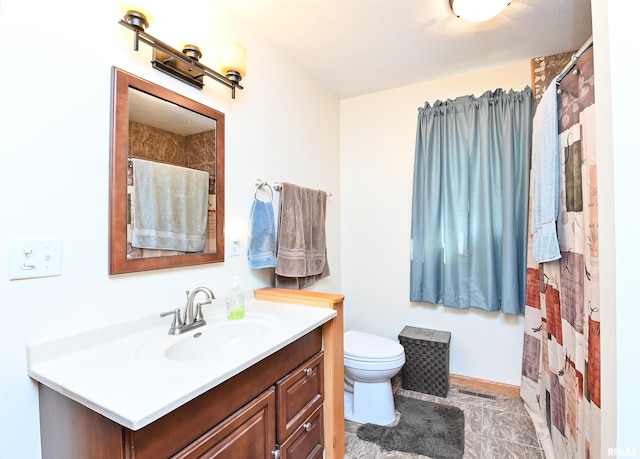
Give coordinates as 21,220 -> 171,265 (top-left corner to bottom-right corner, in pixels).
229,240 -> 240,257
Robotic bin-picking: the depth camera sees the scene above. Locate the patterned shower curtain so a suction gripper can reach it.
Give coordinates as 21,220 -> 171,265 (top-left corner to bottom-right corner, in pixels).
520,46 -> 600,459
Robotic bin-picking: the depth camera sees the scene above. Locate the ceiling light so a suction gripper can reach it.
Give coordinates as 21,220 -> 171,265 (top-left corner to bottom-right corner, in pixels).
449,0 -> 511,22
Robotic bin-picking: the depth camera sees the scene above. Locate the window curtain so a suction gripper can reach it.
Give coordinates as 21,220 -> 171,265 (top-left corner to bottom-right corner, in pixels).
410,87 -> 533,314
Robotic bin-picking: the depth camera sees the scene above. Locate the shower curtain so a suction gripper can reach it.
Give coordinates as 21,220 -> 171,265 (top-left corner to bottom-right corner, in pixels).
520,45 -> 600,459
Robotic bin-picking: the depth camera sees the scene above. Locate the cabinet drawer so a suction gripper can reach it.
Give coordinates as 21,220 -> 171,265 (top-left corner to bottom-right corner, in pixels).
171,388 -> 276,459
275,352 -> 323,443
278,404 -> 323,459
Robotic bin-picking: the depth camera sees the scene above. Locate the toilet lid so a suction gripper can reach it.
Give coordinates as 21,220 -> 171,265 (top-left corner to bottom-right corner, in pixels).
344,330 -> 404,361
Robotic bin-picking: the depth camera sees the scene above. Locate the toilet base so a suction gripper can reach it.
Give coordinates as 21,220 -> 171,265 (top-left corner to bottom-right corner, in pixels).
344,379 -> 396,425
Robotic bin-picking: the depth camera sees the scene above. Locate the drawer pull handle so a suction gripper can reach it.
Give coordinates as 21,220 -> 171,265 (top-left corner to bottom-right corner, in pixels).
303,422 -> 312,432
304,368 -> 313,376
271,449 -> 281,459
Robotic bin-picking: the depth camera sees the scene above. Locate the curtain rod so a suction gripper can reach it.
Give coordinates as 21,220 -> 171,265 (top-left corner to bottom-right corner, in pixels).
556,36 -> 594,84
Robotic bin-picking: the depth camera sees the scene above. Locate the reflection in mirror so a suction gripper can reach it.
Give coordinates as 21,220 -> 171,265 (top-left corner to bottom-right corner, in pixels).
110,67 -> 225,274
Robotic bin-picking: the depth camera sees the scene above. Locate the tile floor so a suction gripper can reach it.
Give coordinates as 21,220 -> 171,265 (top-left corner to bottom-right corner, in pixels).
344,377 -> 545,459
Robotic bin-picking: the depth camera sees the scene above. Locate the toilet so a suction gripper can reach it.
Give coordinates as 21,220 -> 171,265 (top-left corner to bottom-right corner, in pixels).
343,330 -> 405,425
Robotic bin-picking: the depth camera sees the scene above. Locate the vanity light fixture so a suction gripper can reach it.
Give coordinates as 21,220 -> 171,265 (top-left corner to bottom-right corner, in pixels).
119,10 -> 246,98
449,0 -> 511,22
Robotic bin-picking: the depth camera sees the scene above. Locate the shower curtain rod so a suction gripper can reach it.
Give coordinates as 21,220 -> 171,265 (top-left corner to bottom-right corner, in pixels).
556,35 -> 594,83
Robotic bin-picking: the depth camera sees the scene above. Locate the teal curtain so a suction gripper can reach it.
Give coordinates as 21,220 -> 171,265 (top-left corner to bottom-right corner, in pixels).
410,88 -> 533,314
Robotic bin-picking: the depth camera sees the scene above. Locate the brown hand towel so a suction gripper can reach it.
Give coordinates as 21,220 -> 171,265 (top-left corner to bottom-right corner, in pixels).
275,182 -> 330,289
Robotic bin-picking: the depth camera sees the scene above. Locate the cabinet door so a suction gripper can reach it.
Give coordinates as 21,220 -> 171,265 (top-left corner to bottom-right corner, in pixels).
171,388 -> 276,459
276,352 -> 323,444
278,405 -> 324,459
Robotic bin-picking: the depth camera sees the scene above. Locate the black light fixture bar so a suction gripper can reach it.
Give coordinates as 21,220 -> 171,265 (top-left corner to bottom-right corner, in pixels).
119,17 -> 244,98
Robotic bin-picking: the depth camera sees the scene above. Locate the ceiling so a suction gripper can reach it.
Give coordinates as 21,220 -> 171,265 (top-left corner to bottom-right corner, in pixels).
129,88 -> 216,136
224,0 -> 593,99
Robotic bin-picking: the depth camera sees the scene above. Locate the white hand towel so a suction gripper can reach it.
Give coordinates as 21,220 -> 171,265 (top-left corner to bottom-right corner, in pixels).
132,158 -> 209,252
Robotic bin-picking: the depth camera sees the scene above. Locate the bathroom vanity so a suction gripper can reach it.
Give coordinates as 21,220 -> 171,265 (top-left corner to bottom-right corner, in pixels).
28,288 -> 345,459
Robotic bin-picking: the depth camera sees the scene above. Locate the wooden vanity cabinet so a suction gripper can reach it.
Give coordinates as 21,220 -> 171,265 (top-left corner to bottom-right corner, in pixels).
39,328 -> 323,459
276,352 -> 324,458
171,351 -> 325,459
278,405 -> 324,459
171,387 -> 276,458
254,288 -> 345,459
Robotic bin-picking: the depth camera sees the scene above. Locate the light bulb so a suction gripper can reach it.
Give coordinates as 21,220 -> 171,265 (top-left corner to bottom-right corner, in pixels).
220,41 -> 247,78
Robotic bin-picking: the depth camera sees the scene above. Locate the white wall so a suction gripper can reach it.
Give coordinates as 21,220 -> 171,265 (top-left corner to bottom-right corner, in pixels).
591,1 -> 640,455
340,62 -> 531,386
0,1 -> 340,457
607,5 -> 640,450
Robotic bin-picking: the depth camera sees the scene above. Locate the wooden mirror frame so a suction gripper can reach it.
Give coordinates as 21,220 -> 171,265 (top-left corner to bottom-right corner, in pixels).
109,67 -> 225,274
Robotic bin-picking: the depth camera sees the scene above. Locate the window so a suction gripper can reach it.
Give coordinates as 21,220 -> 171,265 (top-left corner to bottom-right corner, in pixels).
410,88 -> 533,314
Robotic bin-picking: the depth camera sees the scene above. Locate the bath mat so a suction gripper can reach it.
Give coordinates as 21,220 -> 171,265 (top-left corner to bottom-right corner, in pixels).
356,394 -> 464,459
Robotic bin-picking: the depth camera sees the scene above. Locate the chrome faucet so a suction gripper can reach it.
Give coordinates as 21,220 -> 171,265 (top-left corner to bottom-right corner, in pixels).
184,287 -> 215,326
160,286 -> 215,335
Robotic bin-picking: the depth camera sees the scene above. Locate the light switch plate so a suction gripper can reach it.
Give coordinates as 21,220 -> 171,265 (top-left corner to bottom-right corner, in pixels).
9,237 -> 63,280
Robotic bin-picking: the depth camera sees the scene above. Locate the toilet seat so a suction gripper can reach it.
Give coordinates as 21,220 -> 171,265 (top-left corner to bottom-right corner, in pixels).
344,330 -> 405,362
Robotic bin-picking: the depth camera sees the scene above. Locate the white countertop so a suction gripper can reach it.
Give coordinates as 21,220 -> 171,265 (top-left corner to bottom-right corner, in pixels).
27,298 -> 336,430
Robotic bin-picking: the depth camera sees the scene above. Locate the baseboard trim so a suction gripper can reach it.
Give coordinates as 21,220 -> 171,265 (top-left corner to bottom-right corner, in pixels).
450,374 -> 521,398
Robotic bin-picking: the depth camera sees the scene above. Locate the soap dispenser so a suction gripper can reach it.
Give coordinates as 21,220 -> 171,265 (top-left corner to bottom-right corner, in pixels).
227,277 -> 245,320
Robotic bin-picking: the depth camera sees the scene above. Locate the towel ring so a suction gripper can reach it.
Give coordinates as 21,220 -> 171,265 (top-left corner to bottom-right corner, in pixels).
255,182 -> 273,202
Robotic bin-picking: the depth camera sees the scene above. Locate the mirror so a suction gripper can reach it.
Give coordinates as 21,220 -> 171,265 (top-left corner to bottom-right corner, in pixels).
109,67 -> 225,274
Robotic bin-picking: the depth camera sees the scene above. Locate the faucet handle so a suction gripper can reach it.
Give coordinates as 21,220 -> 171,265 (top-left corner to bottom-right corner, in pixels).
160,308 -> 184,333
194,302 -> 208,322
196,298 -> 212,319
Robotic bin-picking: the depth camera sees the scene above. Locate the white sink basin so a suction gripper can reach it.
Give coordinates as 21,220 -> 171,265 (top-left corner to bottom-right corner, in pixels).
26,299 -> 336,430
135,312 -> 281,362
